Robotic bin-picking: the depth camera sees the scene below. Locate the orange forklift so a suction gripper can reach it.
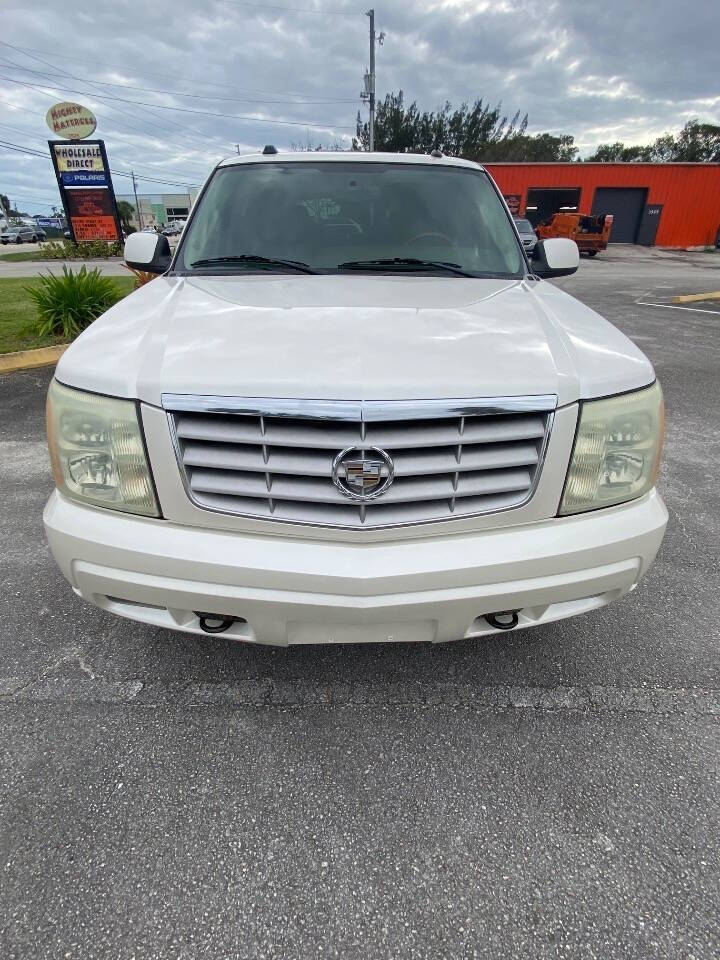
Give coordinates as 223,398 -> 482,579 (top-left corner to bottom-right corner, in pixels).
536,212 -> 613,256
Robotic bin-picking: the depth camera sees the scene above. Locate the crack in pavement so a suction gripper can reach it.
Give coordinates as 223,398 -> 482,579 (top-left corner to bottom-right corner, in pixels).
0,677 -> 718,713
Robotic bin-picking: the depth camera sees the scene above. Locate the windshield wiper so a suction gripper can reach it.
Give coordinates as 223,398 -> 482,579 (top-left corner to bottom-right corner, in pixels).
337,257 -> 473,277
189,254 -> 317,274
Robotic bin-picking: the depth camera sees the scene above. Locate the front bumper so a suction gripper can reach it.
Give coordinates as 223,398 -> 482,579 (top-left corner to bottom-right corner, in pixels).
43,489 -> 668,645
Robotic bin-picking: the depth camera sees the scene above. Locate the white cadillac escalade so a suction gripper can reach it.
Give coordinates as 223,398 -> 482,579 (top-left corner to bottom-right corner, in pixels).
44,151 -> 667,644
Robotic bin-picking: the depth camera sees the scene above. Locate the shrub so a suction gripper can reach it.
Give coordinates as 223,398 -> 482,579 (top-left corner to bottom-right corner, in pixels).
39,239 -> 124,260
25,266 -> 124,340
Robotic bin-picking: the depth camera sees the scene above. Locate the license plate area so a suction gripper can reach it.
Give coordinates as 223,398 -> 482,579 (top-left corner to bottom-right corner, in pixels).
286,620 -> 437,645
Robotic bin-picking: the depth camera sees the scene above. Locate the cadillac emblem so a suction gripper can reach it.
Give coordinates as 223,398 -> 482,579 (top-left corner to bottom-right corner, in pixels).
331,446 -> 394,501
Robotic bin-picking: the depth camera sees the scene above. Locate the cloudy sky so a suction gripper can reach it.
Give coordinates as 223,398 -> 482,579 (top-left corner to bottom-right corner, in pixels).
1,0 -> 718,215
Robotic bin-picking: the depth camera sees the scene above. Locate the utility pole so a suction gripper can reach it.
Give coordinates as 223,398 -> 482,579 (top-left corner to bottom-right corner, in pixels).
362,9 -> 384,152
368,9 -> 375,151
131,170 -> 143,229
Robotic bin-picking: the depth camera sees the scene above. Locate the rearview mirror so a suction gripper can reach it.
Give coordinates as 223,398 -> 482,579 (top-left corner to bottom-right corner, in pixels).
532,238 -> 579,278
124,232 -> 172,274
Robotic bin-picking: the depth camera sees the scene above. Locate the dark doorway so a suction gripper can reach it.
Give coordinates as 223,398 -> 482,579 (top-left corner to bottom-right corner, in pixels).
636,204 -> 663,246
525,188 -> 581,227
591,187 -> 648,243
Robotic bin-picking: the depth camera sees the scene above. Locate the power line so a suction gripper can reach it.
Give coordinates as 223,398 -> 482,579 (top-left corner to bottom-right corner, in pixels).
0,117 -> 208,166
0,110 -> 223,173
6,193 -> 60,204
212,0 -> 359,15
0,73 -> 355,131
0,69 -> 233,161
0,138 -> 201,189
0,116 -> 215,185
9,43 -> 356,102
0,45 -> 237,155
4,63 -> 358,106
0,40 -> 238,159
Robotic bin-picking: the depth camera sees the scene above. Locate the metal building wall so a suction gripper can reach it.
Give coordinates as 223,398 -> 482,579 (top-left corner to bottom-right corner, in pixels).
484,163 -> 720,247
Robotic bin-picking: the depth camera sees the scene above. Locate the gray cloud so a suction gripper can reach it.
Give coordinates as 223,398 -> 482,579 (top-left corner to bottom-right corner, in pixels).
1,0 -> 717,214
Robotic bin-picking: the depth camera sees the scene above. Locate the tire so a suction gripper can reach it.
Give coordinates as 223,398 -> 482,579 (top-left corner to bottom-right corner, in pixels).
16,236 -> 22,244
587,250 -> 598,257
31,235 -> 37,243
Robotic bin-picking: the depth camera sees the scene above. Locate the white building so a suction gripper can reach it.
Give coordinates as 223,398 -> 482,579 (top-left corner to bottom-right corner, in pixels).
115,191 -> 199,229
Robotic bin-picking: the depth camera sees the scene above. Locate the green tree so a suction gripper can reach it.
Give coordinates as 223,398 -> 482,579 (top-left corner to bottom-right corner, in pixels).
353,91 -> 528,156
116,200 -> 136,233
586,142 -> 654,162
672,120 -> 720,161
586,120 -> 720,163
478,131 -> 578,162
353,91 -> 577,162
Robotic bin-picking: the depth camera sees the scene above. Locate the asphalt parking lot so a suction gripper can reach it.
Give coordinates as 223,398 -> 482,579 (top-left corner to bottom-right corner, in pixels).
1,250 -> 719,958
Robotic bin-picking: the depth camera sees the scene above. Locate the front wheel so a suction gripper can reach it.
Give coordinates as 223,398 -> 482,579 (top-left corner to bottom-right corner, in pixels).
31,234 -> 37,243
586,250 -> 598,257
16,236 -> 22,244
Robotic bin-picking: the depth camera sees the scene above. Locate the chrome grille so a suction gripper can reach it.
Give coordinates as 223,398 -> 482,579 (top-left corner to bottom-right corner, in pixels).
165,397 -> 554,528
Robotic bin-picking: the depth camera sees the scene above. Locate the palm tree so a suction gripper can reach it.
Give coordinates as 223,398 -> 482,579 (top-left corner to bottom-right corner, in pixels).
117,200 -> 136,234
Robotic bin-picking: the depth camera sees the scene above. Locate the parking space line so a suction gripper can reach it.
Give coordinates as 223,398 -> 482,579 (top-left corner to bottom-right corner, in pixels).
636,300 -> 720,315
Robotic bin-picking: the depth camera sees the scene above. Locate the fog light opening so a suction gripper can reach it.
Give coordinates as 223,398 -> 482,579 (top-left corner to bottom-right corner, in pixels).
195,612 -> 247,635
485,610 -> 520,631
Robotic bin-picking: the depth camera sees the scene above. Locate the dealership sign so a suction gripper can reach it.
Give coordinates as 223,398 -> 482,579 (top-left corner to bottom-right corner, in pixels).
49,139 -> 122,244
46,102 -> 97,140
52,142 -> 105,172
61,171 -> 109,187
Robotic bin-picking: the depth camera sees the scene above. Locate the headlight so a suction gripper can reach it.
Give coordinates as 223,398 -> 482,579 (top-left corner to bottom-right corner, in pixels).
46,380 -> 159,517
560,381 -> 664,515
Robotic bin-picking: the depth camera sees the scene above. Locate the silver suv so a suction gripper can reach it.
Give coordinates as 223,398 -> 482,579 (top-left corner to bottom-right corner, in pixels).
1,226 -> 46,244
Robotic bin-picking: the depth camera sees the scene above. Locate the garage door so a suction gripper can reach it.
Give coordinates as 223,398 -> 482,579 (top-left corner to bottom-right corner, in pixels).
525,188 -> 581,228
591,187 -> 648,243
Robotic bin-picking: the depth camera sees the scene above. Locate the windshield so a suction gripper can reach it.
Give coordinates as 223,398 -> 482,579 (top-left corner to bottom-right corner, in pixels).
176,161 -> 524,278
514,219 -> 535,234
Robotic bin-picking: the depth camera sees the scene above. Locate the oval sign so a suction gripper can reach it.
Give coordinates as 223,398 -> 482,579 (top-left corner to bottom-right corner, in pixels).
46,102 -> 97,140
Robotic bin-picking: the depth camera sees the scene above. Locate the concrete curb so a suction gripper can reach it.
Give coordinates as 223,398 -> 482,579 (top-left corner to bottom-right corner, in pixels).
673,291 -> 720,304
0,343 -> 68,374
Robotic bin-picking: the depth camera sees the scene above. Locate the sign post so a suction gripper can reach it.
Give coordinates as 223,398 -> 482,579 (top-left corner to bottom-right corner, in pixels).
46,103 -> 123,245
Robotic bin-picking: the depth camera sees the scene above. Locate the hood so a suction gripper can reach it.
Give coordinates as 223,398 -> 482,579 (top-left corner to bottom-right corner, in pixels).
56,274 -> 654,407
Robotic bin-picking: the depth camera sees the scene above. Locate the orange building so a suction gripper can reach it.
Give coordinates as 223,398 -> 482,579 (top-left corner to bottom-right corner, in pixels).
484,163 -> 720,248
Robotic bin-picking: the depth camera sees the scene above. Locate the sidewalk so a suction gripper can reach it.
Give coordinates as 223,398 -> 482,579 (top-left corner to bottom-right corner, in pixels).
0,258 -> 130,278
601,244 -> 720,267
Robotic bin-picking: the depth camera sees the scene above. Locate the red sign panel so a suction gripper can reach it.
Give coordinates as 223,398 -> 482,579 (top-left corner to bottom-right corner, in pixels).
64,187 -> 120,242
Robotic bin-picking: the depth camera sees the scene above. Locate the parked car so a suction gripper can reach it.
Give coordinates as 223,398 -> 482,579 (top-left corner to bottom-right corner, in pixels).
513,217 -> 538,255
162,221 -> 185,237
1,226 -> 46,244
44,150 -> 667,644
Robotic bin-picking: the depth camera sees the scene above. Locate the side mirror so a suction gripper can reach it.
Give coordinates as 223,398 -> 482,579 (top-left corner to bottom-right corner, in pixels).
124,232 -> 172,274
532,237 -> 579,278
